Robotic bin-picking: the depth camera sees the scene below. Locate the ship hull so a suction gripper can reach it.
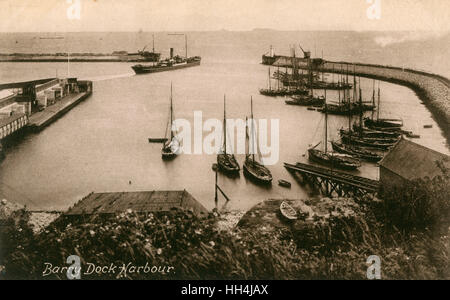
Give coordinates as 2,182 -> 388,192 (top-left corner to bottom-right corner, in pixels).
331,141 -> 382,162
132,60 -> 201,74
308,148 -> 361,170
217,154 -> 240,175
243,159 -> 272,185
262,55 -> 281,65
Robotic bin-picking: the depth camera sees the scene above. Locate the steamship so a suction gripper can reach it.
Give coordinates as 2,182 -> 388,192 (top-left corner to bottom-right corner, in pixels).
131,47 -> 201,75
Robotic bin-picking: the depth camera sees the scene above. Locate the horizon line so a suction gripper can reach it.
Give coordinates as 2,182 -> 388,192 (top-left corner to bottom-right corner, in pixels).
1,29 -> 449,34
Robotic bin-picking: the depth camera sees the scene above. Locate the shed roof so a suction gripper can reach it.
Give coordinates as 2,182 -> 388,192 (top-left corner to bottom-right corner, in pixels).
65,190 -> 209,217
379,138 -> 449,181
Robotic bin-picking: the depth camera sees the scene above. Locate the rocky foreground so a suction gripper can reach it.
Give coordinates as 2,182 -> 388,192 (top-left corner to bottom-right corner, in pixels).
0,193 -> 448,279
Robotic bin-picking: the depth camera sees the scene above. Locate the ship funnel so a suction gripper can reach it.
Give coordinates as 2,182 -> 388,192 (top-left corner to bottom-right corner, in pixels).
170,48 -> 174,58
290,47 -> 296,58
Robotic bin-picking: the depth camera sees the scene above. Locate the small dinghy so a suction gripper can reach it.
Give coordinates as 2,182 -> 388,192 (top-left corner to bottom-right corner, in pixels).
280,201 -> 297,220
278,179 -> 291,188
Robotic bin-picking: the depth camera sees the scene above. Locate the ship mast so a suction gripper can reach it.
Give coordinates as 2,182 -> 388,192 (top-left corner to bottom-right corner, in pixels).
377,81 -> 381,121
185,34 -> 188,58
152,34 -> 155,53
170,83 -> 174,140
251,96 -> 255,163
277,65 -> 280,91
308,58 -> 313,96
371,79 -> 375,121
324,88 -> 328,153
223,95 -> 227,155
359,79 -> 363,137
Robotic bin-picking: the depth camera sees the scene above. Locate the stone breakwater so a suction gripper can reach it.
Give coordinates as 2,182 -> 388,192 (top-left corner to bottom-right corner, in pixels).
319,61 -> 450,144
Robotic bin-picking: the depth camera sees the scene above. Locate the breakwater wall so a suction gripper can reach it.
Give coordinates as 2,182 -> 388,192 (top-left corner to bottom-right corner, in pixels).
0,53 -> 148,63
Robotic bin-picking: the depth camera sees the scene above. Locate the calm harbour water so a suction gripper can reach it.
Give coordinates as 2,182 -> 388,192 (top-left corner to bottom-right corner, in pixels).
0,31 -> 448,211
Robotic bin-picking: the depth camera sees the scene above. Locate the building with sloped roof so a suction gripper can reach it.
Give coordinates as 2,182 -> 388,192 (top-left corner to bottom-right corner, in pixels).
65,190 -> 209,218
379,138 -> 449,192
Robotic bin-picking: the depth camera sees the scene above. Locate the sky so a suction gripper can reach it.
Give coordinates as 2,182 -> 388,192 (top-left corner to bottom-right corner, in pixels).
0,0 -> 449,32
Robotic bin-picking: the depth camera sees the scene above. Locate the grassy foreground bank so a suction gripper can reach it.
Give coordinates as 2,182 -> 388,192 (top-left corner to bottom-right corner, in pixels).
0,171 -> 448,280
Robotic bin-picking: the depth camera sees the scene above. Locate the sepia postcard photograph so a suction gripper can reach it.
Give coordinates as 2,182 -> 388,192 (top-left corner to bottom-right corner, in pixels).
0,0 -> 449,286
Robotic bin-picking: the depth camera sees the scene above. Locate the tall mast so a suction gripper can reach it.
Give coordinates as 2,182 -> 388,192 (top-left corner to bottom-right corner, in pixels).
185,34 -> 188,58
321,50 -> 324,81
268,67 -> 271,90
324,90 -> 328,153
67,52 -> 70,78
353,65 -> 357,105
377,82 -> 381,121
223,95 -> 227,154
251,96 -> 255,163
371,79 -> 375,121
152,34 -> 155,53
308,58 -> 313,96
338,87 -> 341,104
170,83 -> 173,140
348,109 -> 352,135
359,83 -> 363,137
332,63 -> 335,83
277,65 -> 280,90
346,64 -> 349,100
341,64 -> 344,103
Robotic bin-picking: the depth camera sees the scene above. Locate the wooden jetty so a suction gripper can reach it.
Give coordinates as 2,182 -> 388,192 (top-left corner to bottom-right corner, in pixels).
284,162 -> 379,199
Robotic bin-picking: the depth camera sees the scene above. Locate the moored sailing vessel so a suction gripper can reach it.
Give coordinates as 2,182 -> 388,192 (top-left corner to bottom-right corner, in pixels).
259,66 -> 308,97
308,102 -> 361,170
243,97 -> 273,185
217,95 -> 240,175
330,141 -> 383,162
161,84 -> 179,160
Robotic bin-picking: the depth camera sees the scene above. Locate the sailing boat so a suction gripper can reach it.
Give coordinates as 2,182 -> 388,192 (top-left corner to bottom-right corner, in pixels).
338,84 -> 399,151
243,97 -> 273,185
339,81 -> 400,145
331,96 -> 384,162
364,82 -> 403,129
217,95 -> 240,174
162,83 -> 178,160
285,56 -> 325,106
260,66 -> 307,97
138,34 -> 161,62
308,91 -> 362,170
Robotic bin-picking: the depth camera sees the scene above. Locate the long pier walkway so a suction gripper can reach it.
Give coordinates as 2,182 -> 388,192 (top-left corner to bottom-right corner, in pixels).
28,91 -> 91,131
284,162 -> 379,199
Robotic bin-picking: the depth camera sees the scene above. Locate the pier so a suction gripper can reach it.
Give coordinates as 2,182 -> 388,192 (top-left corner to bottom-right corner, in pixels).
28,89 -> 91,131
284,162 -> 379,199
0,78 -> 93,134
